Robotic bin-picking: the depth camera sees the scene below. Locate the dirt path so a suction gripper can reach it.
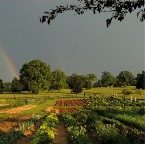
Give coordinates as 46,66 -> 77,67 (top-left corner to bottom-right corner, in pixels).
0,104 -> 37,114
53,119 -> 69,144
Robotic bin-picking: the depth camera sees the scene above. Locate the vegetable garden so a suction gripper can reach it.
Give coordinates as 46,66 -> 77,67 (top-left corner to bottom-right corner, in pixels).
0,88 -> 145,144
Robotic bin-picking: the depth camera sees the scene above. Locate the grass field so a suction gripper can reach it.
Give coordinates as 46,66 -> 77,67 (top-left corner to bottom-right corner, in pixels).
0,86 -> 144,99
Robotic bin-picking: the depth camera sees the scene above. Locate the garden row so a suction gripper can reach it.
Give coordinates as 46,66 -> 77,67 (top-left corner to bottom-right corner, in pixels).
30,114 -> 58,144
56,96 -> 145,144
54,99 -> 87,107
0,114 -> 45,144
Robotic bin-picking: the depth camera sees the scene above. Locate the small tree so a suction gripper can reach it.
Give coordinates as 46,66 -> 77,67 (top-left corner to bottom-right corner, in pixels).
68,74 -> 83,94
0,79 -> 3,94
11,77 -> 22,93
84,80 -> 93,89
50,69 -> 68,92
136,71 -> 145,90
3,82 -> 11,92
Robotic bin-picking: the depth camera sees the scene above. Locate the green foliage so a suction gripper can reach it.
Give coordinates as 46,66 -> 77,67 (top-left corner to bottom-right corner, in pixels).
136,71 -> 145,90
95,122 -> 129,144
0,79 -> 3,94
11,77 -> 22,92
0,130 -> 23,144
122,89 -> 132,96
3,82 -> 11,92
68,74 -> 83,94
62,114 -> 92,144
20,59 -> 51,93
117,71 -> 135,87
84,80 -> 93,89
101,71 -> 115,87
50,69 -> 68,91
74,97 -> 145,144
30,114 -> 58,144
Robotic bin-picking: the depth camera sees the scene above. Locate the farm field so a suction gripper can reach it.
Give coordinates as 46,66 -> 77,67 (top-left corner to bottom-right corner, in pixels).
0,87 -> 145,144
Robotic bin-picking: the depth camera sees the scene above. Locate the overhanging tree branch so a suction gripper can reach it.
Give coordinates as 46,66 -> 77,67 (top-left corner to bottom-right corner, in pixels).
40,0 -> 145,27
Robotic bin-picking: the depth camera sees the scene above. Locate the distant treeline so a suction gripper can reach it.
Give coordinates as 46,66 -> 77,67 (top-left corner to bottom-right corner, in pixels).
0,59 -> 145,94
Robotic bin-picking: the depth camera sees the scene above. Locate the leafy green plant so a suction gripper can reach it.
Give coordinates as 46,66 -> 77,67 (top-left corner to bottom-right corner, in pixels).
62,114 -> 92,144
30,114 -> 58,144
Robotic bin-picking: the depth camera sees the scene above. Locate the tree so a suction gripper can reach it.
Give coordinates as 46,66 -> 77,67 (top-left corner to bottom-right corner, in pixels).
11,77 -> 22,92
79,74 -> 97,89
101,71 -> 115,87
136,71 -> 145,89
20,59 -> 51,93
40,0 -> 144,27
86,74 -> 97,83
79,75 -> 88,88
94,79 -> 102,87
50,69 -> 68,92
117,71 -> 135,87
0,79 -> 3,94
84,79 -> 93,89
68,74 -> 83,94
3,82 -> 11,92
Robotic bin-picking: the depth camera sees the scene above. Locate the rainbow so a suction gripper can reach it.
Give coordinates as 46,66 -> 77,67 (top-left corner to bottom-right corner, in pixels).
0,47 -> 19,79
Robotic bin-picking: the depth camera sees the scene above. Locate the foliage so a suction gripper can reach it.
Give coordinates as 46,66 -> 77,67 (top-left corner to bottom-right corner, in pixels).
14,114 -> 45,132
86,74 -> 97,83
95,122 -> 129,144
30,114 -> 58,144
11,77 -> 22,92
136,71 -> 145,90
50,69 -> 68,91
78,96 -> 145,144
3,82 -> 11,92
40,0 -> 145,27
84,79 -> 93,89
20,59 -> 51,93
68,74 -> 83,94
117,71 -> 135,87
62,114 -> 92,144
0,79 -> 3,94
101,71 -> 115,87
0,130 -> 23,144
122,89 -> 132,96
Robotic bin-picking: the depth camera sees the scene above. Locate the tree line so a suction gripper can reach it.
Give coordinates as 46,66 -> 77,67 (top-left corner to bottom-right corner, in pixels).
0,59 -> 145,94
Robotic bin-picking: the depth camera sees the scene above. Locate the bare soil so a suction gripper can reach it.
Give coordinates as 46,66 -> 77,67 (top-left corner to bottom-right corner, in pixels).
53,120 -> 69,144
0,114 -> 33,132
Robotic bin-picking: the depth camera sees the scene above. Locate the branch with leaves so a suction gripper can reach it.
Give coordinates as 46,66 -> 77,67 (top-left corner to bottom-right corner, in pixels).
40,0 -> 145,27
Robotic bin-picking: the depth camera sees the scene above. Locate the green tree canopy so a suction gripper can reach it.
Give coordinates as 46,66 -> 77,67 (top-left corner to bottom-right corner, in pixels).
136,71 -> 145,89
40,0 -> 144,27
68,73 -> 83,94
117,71 -> 135,87
84,79 -> 93,89
0,79 -> 3,94
11,77 -> 22,93
86,73 -> 97,83
20,59 -> 51,93
101,71 -> 115,87
3,82 -> 11,92
50,69 -> 68,91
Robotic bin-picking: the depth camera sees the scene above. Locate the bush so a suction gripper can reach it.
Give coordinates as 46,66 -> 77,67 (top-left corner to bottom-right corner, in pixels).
32,89 -> 39,94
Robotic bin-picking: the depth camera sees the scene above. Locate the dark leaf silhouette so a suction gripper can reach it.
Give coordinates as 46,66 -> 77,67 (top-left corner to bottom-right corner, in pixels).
40,0 -> 145,27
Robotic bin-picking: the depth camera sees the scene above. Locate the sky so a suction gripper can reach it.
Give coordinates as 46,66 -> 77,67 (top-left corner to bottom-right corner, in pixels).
0,0 -> 144,82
